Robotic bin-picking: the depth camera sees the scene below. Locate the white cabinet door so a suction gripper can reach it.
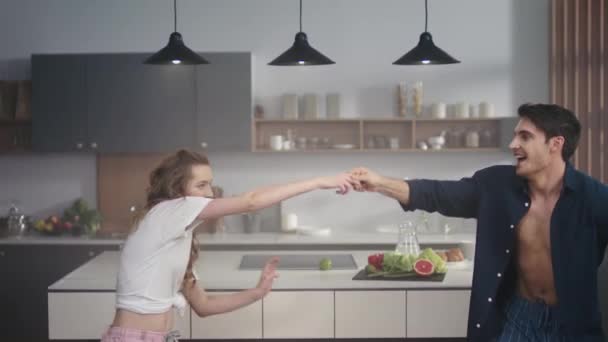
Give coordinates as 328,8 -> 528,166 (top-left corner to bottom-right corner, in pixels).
191,292 -> 262,339
48,292 -> 115,339
406,290 -> 471,338
263,291 -> 334,338
49,292 -> 191,340
335,291 -> 406,338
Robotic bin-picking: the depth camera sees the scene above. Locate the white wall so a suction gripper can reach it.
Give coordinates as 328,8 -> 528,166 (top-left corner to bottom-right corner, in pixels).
206,151 -> 512,233
0,154 -> 97,219
0,0 -> 549,116
0,0 -> 548,232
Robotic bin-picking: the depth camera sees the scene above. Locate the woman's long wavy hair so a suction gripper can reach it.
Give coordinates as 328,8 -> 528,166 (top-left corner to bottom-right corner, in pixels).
134,149 -> 211,287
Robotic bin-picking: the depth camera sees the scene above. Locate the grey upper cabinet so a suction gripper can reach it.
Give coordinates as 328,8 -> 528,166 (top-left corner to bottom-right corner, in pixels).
195,52 -> 252,152
32,52 -> 251,153
86,54 -> 196,153
32,54 -> 89,152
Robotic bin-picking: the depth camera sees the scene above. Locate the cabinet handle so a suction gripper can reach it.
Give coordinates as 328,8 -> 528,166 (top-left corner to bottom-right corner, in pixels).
200,142 -> 208,149
76,142 -> 84,149
0,251 -> 5,257
88,251 -> 95,257
90,142 -> 98,149
129,205 -> 137,213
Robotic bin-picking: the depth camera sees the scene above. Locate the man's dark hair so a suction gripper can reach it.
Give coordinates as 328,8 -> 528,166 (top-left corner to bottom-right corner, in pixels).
517,103 -> 581,161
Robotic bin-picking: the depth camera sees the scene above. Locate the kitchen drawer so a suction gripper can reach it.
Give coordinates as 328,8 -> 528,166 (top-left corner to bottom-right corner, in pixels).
191,291 -> 262,339
406,289 -> 471,338
263,291 -> 333,338
48,291 -> 190,339
48,292 -> 115,339
335,290 -> 406,338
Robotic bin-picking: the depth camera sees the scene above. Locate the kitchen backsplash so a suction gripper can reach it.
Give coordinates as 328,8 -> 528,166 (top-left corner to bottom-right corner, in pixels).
0,153 -> 97,219
0,151 -> 513,234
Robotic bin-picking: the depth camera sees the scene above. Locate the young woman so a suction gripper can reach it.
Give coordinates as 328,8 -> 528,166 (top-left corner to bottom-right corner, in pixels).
101,149 -> 357,342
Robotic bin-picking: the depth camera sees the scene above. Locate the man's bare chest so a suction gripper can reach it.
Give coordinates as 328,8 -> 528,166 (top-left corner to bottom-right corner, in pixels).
516,199 -> 558,249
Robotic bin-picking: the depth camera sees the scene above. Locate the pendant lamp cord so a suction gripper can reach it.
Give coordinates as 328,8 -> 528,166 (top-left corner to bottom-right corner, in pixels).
299,0 -> 303,32
424,0 -> 428,32
174,0 -> 177,32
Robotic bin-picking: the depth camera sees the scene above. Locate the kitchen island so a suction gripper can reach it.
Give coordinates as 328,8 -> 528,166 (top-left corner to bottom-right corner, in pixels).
2,232 -> 474,341
0,231 -> 476,249
48,250 -> 473,341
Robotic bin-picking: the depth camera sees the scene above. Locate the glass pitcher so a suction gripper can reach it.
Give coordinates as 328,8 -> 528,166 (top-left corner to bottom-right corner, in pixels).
395,221 -> 421,256
7,201 -> 28,236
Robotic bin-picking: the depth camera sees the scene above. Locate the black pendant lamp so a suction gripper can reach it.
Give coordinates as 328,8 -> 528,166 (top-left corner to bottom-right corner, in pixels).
393,0 -> 460,65
144,0 -> 209,65
268,0 -> 334,66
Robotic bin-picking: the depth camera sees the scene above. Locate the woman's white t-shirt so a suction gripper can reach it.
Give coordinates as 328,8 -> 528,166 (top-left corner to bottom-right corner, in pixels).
116,196 -> 212,315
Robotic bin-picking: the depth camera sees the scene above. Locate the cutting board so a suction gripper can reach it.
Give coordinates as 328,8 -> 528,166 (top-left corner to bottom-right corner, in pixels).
352,269 -> 446,282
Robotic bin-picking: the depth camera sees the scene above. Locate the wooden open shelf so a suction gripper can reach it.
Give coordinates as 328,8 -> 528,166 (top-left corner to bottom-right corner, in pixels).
0,79 -> 32,153
253,117 -> 516,153
0,119 -> 31,152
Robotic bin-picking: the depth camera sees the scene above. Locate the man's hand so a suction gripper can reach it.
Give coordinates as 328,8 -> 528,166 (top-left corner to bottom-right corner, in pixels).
349,167 -> 411,204
255,256 -> 280,299
316,173 -> 359,195
350,167 -> 384,192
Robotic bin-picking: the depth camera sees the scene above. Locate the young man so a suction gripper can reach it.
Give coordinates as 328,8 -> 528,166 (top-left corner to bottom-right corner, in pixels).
351,104 -> 608,341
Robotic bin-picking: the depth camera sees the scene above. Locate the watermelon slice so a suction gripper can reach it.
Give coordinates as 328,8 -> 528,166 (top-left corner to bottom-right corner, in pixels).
413,259 -> 434,276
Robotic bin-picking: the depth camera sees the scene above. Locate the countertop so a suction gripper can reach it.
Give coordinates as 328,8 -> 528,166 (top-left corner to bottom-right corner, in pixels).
1,232 -> 475,246
49,250 -> 473,292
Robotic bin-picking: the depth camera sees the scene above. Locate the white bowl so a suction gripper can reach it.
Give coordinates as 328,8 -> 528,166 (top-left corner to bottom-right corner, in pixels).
427,135 -> 445,145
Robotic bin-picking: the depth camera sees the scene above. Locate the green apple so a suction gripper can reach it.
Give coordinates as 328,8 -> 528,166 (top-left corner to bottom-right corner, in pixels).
319,258 -> 332,271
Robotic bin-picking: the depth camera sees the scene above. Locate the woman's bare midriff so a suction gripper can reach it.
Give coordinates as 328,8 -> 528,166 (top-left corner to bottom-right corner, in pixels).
111,308 -> 174,332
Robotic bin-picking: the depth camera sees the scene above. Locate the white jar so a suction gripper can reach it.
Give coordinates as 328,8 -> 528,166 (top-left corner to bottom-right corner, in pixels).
326,93 -> 341,119
479,102 -> 495,118
282,94 -> 298,119
454,102 -> 469,118
269,135 -> 284,151
302,94 -> 319,119
431,102 -> 446,119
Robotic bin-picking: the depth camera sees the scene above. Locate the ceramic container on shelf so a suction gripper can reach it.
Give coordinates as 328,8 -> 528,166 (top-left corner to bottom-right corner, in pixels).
431,102 -> 446,119
454,102 -> 469,118
302,94 -> 319,119
326,93 -> 341,119
270,135 -> 284,151
479,101 -> 495,118
281,94 -> 298,119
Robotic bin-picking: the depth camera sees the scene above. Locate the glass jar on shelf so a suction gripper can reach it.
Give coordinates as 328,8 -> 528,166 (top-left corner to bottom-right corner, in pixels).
465,127 -> 480,148
479,128 -> 495,147
412,81 -> 423,117
296,136 -> 307,150
446,127 -> 464,148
